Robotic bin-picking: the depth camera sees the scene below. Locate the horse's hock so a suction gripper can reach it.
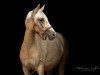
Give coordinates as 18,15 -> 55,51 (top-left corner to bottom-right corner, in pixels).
19,4 -> 68,75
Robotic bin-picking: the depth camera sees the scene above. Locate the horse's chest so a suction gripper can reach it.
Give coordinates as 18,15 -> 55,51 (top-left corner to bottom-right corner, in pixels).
22,49 -> 41,69
29,48 -> 40,61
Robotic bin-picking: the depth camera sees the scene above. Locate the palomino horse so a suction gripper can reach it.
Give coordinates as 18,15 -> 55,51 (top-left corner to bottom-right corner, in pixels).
20,4 -> 68,75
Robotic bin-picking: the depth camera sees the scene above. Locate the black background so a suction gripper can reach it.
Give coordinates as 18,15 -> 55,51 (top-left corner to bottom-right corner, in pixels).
2,0 -> 99,75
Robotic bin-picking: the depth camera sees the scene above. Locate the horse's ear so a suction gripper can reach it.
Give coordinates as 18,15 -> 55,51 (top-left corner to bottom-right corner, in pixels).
40,4 -> 45,11
33,4 -> 40,13
31,4 -> 40,19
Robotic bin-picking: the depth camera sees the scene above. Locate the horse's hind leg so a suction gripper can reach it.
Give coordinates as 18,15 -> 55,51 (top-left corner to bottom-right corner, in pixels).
22,66 -> 30,75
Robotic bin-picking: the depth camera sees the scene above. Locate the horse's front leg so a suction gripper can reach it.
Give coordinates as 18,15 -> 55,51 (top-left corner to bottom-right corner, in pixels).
47,70 -> 53,75
37,63 -> 44,75
22,66 -> 30,75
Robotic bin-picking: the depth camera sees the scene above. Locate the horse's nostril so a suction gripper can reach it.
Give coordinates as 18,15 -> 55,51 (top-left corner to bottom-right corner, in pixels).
53,33 -> 55,37
52,32 -> 56,38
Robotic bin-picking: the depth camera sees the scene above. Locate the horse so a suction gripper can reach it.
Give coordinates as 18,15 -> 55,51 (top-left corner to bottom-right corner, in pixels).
19,4 -> 68,75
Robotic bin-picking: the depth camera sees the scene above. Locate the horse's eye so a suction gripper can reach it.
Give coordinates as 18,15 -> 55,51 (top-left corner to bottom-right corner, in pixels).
38,18 -> 44,22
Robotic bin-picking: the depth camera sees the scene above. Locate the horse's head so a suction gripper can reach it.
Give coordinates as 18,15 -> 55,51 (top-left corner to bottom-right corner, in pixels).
27,4 -> 56,40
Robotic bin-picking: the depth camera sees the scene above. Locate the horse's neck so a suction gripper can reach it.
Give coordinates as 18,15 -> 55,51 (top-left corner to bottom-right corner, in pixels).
23,29 -> 35,49
34,33 -> 45,49
23,28 -> 47,55
34,32 -> 47,62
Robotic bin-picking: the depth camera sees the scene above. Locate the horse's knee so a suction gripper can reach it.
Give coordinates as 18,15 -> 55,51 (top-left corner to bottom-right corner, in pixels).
22,66 -> 30,75
37,63 -> 44,75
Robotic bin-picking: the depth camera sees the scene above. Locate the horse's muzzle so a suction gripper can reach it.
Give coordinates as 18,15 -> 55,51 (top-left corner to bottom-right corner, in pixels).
39,26 -> 56,40
45,30 -> 56,40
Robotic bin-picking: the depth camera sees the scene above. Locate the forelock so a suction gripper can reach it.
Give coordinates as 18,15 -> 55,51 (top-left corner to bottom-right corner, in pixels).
34,11 -> 47,19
